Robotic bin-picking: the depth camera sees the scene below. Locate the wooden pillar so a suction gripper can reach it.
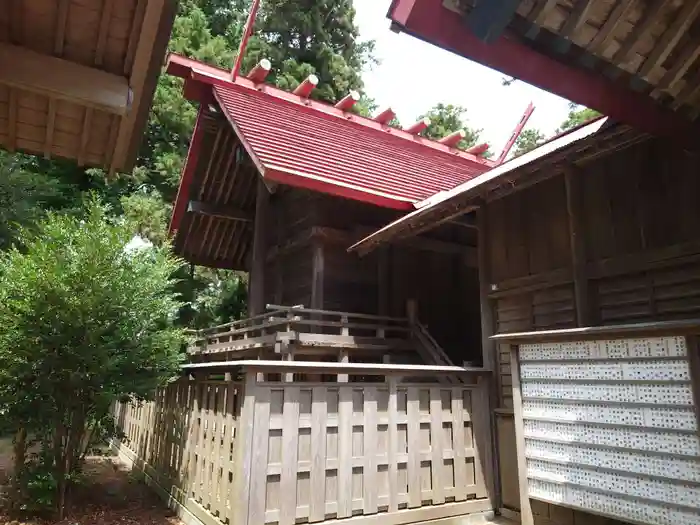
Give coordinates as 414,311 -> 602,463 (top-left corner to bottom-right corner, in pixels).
509,344 -> 534,525
310,240 -> 325,309
249,179 -> 270,316
377,246 -> 390,315
477,206 -> 495,371
564,167 -> 591,326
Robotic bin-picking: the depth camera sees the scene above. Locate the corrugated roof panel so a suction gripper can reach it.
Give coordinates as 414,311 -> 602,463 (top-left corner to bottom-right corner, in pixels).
213,84 -> 491,205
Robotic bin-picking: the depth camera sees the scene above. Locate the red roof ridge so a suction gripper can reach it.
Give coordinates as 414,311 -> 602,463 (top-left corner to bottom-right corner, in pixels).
166,53 -> 495,169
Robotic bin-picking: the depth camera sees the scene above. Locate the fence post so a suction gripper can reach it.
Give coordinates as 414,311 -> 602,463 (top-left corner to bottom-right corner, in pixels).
232,370 -> 258,525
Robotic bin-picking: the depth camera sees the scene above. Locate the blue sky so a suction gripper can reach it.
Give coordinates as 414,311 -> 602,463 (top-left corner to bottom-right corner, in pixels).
353,0 -> 574,155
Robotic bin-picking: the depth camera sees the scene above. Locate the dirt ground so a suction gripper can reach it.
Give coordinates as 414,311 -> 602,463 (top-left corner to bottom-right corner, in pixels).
0,438 -> 182,525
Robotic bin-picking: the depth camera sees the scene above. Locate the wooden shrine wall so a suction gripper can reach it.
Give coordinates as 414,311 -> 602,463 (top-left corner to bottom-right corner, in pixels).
261,189 -> 483,365
484,135 -> 700,522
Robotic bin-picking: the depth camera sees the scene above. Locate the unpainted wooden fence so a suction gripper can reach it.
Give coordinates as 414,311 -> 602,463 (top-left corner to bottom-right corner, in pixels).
113,364 -> 493,525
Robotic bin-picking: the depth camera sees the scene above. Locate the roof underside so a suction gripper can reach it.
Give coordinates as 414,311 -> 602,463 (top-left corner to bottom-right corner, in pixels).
174,108 -> 257,270
0,0 -> 176,171
389,0 -> 700,137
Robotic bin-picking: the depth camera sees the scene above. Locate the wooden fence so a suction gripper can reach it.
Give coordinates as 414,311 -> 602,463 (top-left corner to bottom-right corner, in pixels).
113,364 -> 494,525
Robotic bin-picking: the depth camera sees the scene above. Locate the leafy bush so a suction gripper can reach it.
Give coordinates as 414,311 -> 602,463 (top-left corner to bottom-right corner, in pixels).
0,197 -> 186,517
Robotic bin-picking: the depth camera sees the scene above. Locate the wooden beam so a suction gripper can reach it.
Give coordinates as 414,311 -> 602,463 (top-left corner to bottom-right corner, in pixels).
54,0 -> 70,55
528,0 -> 558,24
564,167 -> 591,326
588,0 -> 635,54
508,344 -> 534,525
477,206 -> 495,372
8,89 -> 17,152
466,0 -> 521,44
638,1 -> 700,79
111,0 -> 175,171
0,43 -> 130,115
77,108 -> 93,166
45,0 -> 70,160
248,179 -> 270,315
560,0 -> 594,38
95,0 -> 115,66
613,0 -> 674,65
310,241 -> 325,309
389,0 -> 688,138
187,201 -> 252,222
654,39 -> 700,95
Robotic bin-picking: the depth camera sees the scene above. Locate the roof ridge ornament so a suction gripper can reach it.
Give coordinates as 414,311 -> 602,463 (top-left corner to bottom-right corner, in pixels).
293,74 -> 319,98
404,117 -> 431,135
334,90 -> 360,111
246,58 -> 271,83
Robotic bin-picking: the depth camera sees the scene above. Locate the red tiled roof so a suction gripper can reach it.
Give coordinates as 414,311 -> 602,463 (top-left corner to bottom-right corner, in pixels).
168,54 -> 494,211
214,83 -> 492,207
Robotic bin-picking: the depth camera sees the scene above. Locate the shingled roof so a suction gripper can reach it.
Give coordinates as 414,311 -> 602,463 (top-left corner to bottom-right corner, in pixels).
166,54 -> 495,269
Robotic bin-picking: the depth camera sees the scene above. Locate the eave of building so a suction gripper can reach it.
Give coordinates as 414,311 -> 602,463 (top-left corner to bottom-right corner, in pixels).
388,0 -> 698,138
350,117 -> 650,255
0,0 -> 177,172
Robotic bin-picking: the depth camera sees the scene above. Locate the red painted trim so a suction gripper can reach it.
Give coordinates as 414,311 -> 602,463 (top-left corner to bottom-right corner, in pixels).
230,0 -> 261,80
496,101 -> 535,164
265,168 -> 415,211
169,106 -> 206,236
166,53 -> 495,168
388,0 -> 690,136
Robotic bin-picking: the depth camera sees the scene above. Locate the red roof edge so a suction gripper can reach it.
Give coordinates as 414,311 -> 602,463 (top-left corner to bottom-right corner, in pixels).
169,106 -> 206,236
265,168 -> 415,211
166,53 -> 496,168
387,0 -> 689,138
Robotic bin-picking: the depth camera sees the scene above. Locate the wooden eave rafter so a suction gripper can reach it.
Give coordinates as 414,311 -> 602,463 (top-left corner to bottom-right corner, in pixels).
111,0 -> 178,173
187,200 -> 253,223
0,43 -> 130,115
389,0 -> 692,137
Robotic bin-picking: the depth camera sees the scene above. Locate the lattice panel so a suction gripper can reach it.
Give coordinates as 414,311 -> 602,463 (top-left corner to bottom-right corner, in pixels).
528,479 -> 700,525
516,336 -> 700,525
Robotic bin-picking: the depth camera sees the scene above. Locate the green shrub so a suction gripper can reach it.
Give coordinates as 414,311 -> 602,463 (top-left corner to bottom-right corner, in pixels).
0,197 -> 187,517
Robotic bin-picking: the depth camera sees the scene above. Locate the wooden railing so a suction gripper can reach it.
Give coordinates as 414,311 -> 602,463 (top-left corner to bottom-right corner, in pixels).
492,320 -> 700,525
113,362 -> 494,525
188,305 -> 412,357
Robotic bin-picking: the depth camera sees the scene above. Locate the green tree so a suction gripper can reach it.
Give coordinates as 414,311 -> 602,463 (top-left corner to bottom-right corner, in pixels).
512,128 -> 546,157
0,198 -> 186,517
558,103 -> 601,132
241,0 -> 376,103
418,103 -> 481,151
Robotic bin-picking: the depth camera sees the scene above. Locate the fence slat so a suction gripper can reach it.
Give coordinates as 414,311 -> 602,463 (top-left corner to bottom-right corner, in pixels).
388,379 -> 399,512
429,387 -> 445,504
211,385 -> 225,517
222,382 -> 237,523
451,387 -> 468,501
280,386 -> 301,525
248,386 -> 271,525
406,388 -> 421,508
200,385 -> 214,510
472,380 -> 492,500
363,387 -> 378,514
181,381 -> 200,497
310,386 -> 328,522
337,386 -> 353,518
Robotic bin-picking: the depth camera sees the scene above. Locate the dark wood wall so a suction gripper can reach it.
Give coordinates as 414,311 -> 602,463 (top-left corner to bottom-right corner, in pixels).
257,187 -> 483,364
486,135 -> 700,517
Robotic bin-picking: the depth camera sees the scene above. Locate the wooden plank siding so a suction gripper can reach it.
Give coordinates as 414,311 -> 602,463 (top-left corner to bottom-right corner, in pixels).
113,373 -> 493,525
260,188 -> 483,366
484,135 -> 700,524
